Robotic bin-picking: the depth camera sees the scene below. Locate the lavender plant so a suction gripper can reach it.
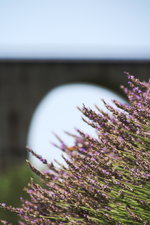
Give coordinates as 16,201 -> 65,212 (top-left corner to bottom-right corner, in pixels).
0,74 -> 150,225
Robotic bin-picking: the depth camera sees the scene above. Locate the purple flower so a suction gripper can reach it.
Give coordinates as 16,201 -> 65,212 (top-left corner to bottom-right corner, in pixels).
1,74 -> 150,225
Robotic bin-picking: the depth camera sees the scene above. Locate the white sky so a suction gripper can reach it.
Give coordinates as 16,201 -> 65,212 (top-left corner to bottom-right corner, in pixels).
0,0 -> 150,59
28,84 -> 126,169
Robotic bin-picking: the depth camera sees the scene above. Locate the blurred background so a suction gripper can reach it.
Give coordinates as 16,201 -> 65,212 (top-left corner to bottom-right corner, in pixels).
0,0 -> 150,223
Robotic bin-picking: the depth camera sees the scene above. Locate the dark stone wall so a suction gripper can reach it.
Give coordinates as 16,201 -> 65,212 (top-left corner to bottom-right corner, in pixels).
0,60 -> 149,170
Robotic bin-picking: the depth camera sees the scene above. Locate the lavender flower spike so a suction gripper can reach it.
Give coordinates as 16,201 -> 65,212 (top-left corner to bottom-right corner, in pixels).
0,74 -> 150,225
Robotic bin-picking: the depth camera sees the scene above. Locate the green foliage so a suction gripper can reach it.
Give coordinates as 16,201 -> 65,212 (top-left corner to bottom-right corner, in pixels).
0,164 -> 32,224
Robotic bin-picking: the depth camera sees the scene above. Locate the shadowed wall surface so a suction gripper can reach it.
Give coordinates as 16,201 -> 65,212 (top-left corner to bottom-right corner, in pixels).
0,61 -> 149,170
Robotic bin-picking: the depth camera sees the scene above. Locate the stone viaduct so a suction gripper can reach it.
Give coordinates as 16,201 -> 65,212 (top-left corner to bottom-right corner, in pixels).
0,60 -> 149,170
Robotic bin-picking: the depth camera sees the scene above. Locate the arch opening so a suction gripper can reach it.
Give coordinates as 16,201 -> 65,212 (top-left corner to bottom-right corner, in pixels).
27,83 -> 126,169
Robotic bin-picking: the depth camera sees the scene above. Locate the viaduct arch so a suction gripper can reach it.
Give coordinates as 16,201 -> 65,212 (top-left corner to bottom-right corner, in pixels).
0,61 -> 149,170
